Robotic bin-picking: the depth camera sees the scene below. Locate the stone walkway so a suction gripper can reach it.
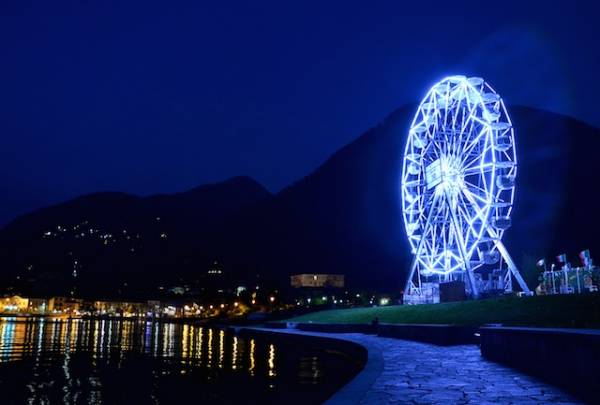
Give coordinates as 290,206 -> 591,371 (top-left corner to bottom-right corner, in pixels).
250,328 -> 582,404
357,335 -> 580,404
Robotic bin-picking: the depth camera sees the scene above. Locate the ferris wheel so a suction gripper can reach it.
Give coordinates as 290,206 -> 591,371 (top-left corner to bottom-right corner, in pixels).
401,75 -> 530,302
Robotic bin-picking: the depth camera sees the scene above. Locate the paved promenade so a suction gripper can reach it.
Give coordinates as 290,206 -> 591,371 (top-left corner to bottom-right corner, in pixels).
250,328 -> 582,404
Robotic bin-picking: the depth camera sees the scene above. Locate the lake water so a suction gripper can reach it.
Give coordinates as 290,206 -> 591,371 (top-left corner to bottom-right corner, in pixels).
0,318 -> 364,404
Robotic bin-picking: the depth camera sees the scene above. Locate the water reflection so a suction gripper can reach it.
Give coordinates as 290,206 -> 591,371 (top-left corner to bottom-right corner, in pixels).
232,335 -> 238,370
268,343 -> 277,377
249,338 -> 256,377
0,317 -> 362,404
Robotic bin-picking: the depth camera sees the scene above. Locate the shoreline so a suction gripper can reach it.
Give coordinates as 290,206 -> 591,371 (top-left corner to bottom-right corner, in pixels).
0,313 -> 217,325
239,327 -> 383,405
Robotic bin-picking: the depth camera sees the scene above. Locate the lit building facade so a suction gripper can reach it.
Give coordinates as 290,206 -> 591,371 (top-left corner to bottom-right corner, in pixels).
290,274 -> 345,288
49,297 -> 84,313
28,298 -> 49,313
2,295 -> 29,312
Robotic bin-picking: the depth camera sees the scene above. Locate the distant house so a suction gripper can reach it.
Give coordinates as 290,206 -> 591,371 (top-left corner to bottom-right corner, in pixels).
147,300 -> 162,316
1,295 -> 29,312
290,274 -> 345,288
28,298 -> 49,313
93,300 -> 150,316
49,297 -> 84,313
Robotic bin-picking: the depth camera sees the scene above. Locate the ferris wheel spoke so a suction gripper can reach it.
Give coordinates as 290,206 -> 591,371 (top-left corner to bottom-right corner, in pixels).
451,101 -> 461,136
457,116 -> 477,155
443,192 -> 472,269
458,108 -> 474,140
460,128 -> 490,164
458,206 -> 478,245
455,194 -> 477,225
463,163 -> 494,177
403,179 -> 425,188
462,178 -> 494,199
462,153 -> 489,172
457,193 -> 485,245
460,185 -> 491,224
460,186 -> 492,255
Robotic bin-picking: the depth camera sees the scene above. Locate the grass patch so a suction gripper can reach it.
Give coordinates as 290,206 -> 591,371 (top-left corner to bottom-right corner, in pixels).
285,294 -> 600,329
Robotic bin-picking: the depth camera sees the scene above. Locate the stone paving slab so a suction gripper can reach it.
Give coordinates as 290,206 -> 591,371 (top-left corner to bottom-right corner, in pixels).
248,328 -> 582,404
359,336 -> 581,404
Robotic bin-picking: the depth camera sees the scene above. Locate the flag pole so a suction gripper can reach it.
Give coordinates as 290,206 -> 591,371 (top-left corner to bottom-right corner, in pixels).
551,264 -> 556,294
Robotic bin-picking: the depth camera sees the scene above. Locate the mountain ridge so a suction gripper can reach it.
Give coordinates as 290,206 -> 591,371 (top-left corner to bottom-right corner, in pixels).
1,106 -> 599,297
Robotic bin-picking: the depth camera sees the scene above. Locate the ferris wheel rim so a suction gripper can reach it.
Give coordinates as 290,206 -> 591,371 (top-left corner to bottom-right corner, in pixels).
401,75 -> 517,276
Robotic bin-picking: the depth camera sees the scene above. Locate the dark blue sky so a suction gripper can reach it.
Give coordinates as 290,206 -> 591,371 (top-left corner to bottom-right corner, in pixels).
1,1 -> 599,225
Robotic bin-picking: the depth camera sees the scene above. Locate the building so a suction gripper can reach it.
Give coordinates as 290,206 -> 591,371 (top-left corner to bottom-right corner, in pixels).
28,298 -> 49,313
147,300 -> 162,316
1,295 -> 29,312
290,274 -> 345,288
93,300 -> 150,316
49,297 -> 84,313
207,261 -> 223,275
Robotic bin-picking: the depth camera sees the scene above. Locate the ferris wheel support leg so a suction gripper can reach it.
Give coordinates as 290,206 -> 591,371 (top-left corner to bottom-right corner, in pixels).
404,256 -> 421,295
464,264 -> 479,299
445,192 -> 479,299
495,241 -> 531,294
404,192 -> 442,297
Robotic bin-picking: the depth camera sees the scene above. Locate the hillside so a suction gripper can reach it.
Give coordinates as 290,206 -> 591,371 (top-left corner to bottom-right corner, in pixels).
214,105 -> 600,289
0,176 -> 271,297
1,106 -> 599,297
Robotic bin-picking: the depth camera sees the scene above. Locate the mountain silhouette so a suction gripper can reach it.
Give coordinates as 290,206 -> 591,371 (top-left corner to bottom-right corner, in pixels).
1,106 -> 599,298
0,176 -> 271,297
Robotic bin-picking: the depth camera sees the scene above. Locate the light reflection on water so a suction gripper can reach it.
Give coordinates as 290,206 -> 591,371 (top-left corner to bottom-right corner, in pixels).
0,318 -> 363,404
0,319 -> 253,368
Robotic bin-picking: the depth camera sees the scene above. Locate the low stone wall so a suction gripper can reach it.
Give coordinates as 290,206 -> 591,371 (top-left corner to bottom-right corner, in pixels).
263,321 -> 376,333
237,327 -> 368,360
263,321 -> 289,329
377,323 -> 478,346
264,322 -> 477,345
296,322 -> 377,334
480,326 -> 600,402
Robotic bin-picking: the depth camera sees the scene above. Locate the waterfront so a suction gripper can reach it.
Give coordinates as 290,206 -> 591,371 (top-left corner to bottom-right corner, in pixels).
0,318 -> 364,404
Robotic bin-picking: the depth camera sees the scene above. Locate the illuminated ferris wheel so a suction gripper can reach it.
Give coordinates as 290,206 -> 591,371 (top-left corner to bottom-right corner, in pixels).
401,75 -> 530,303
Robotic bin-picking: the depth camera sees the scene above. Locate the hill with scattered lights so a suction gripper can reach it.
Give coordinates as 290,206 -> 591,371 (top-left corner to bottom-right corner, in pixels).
1,106 -> 599,298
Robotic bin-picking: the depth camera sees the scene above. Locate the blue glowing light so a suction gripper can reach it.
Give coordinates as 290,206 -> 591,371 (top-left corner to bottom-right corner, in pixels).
401,76 -> 530,300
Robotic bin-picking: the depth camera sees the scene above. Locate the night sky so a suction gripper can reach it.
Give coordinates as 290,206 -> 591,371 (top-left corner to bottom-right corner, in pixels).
1,1 -> 599,225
